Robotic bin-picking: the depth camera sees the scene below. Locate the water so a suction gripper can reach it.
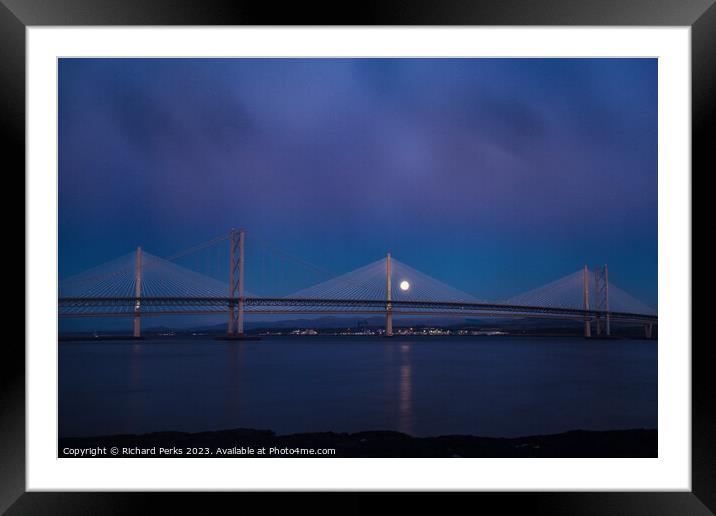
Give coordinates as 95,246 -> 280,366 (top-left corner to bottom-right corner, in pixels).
59,336 -> 657,438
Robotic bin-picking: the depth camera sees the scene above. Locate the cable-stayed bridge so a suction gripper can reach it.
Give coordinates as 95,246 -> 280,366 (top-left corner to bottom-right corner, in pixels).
59,229 -> 658,339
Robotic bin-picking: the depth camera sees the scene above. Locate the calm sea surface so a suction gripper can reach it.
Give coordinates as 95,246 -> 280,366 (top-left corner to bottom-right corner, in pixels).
59,336 -> 657,438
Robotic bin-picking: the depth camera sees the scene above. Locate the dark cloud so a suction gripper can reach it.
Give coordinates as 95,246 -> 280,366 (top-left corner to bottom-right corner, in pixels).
59,58 -> 657,305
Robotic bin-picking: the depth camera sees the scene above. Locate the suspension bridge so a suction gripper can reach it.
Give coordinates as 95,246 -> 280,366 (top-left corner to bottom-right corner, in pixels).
59,229 -> 658,339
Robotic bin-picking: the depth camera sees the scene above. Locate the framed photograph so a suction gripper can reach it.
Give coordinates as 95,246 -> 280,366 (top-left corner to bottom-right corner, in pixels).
6,0 -> 709,512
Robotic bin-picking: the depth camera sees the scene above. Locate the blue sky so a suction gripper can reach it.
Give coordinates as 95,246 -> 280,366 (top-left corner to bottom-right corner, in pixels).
58,58 -> 657,305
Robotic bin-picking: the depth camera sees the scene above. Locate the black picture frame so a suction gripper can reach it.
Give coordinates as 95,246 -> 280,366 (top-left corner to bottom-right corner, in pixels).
3,0 -> 709,512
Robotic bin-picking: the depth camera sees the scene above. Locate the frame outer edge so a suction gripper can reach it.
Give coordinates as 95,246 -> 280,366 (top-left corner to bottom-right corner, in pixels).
691,1 -> 716,514
0,1 -> 26,515
3,0 -> 711,512
0,0 -> 715,26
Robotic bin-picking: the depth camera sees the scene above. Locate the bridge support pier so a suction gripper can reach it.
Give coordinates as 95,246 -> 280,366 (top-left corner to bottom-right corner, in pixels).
133,246 -> 142,339
645,323 -> 653,339
584,319 -> 592,338
385,252 -> 393,337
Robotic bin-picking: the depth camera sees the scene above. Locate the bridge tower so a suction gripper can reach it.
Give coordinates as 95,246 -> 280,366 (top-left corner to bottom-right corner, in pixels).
386,252 -> 393,337
228,228 -> 245,336
593,264 -> 610,336
583,265 -> 591,338
133,246 -> 142,338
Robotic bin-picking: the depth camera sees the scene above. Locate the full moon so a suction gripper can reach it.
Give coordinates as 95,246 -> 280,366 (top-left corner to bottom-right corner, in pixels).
399,280 -> 410,291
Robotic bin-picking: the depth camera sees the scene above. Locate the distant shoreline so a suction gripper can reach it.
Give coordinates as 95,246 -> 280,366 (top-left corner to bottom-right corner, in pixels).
58,332 -> 655,342
59,428 -> 657,458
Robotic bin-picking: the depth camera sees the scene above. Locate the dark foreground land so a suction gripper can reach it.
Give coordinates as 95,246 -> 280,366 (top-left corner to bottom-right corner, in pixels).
59,428 -> 657,458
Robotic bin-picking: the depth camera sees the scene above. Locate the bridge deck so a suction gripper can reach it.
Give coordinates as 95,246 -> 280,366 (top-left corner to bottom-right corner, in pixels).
58,296 -> 658,323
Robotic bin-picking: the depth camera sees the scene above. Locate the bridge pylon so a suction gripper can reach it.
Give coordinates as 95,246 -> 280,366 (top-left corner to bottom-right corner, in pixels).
583,264 -> 592,338
385,252 -> 393,337
594,264 -> 610,337
220,228 -> 259,341
133,246 -> 142,338
227,228 -> 245,335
